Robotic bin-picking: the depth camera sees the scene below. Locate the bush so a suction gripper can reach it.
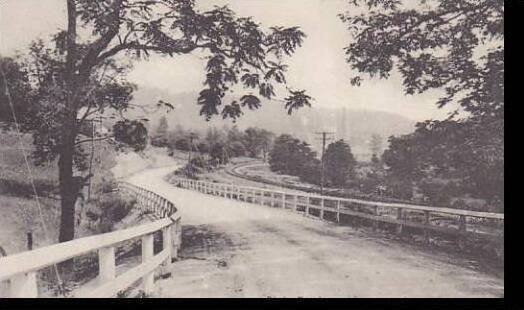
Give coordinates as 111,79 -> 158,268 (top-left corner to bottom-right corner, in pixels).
385,178 -> 413,200
97,177 -> 119,194
97,192 -> 136,233
359,175 -> 382,194
298,161 -> 321,185
229,141 -> 247,157
419,179 -> 461,207
190,156 -> 208,169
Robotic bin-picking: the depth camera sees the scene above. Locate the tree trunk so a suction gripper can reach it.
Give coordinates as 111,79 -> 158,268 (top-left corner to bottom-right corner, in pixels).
58,134 -> 76,243
58,0 -> 78,244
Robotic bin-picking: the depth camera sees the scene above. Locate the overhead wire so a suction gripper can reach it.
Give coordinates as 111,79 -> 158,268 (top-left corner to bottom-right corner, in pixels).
1,65 -> 68,297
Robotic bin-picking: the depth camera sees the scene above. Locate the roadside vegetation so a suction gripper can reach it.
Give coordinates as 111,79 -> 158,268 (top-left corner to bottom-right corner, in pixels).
168,121 -> 502,214
0,130 -> 136,253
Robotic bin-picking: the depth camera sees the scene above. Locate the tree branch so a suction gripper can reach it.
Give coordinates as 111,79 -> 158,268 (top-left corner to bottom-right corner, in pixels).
77,0 -> 124,76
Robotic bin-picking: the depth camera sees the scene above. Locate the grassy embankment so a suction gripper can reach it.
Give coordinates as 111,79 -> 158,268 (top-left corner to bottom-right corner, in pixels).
0,130 -> 184,296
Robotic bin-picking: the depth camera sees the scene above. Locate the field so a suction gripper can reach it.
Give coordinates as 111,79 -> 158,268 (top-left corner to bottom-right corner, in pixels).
0,131 -> 61,255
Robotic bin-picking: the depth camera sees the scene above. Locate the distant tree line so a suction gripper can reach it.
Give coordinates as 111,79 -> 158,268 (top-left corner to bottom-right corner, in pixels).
150,117 -> 275,166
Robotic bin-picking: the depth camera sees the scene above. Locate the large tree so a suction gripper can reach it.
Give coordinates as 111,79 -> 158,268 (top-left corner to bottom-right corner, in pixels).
243,127 -> 274,160
269,134 -> 319,182
341,0 -> 503,204
324,140 -> 356,187
3,0 -> 311,243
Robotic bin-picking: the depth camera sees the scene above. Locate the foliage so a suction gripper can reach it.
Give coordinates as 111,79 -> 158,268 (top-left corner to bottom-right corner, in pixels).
369,134 -> 383,158
161,124 -> 274,161
384,177 -> 413,200
370,153 -> 380,165
189,156 -> 208,170
243,127 -> 275,159
418,178 -> 461,207
151,116 -> 169,147
97,192 -> 136,233
324,140 -> 357,187
383,118 -> 503,204
113,120 -> 148,152
209,142 -> 230,165
0,57 -> 33,125
341,0 -> 504,206
269,134 -> 320,183
340,0 -> 503,118
229,141 -> 247,157
2,0 -> 311,243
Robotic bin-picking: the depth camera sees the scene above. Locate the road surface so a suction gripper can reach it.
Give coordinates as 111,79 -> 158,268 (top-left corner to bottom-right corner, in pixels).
127,167 -> 504,298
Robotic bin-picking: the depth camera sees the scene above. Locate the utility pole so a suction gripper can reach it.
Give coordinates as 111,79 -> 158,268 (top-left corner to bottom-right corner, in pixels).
187,132 -> 198,164
315,131 -> 334,195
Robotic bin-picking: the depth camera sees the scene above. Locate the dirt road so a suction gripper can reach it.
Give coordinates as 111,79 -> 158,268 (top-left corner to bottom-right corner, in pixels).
127,167 -> 504,298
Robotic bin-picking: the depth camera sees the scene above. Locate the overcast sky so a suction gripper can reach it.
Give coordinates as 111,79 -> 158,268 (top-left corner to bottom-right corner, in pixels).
0,0 -> 455,121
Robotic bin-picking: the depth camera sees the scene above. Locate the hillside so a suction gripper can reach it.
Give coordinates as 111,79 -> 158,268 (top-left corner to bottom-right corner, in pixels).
126,88 -> 416,160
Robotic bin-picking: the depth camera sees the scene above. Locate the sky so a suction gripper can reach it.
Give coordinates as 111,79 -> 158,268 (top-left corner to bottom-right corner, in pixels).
0,0 -> 455,121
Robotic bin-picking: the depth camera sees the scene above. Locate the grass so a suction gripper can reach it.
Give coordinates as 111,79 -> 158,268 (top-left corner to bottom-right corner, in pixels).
0,130 -> 125,255
1,130 -> 180,296
0,131 -> 60,255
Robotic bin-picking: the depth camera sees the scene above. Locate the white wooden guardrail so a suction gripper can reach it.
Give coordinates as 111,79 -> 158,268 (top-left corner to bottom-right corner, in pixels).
0,182 -> 182,298
170,177 -> 503,241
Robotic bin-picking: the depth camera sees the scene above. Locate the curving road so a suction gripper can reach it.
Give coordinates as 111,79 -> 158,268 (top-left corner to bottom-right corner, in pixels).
127,166 -> 503,298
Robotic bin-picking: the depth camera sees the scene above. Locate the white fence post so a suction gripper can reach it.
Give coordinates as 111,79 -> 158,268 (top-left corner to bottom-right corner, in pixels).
141,234 -> 155,295
424,210 -> 430,243
320,198 -> 325,220
9,271 -> 38,298
336,200 -> 341,223
396,208 -> 403,234
305,197 -> 310,216
171,218 -> 182,259
176,219 -> 182,252
161,225 -> 173,276
98,246 -> 116,282
372,205 -> 379,231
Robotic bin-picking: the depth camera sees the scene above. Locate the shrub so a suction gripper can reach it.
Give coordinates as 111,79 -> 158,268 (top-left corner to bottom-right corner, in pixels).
385,178 -> 413,200
419,179 -> 461,207
97,192 -> 136,233
359,175 -> 382,194
190,156 -> 208,169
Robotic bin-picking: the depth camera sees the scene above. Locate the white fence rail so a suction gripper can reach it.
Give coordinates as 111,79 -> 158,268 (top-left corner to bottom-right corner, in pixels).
170,177 -> 503,241
0,182 -> 181,298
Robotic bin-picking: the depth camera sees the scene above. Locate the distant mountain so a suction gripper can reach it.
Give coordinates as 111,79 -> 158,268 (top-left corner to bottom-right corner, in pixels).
127,87 -> 417,161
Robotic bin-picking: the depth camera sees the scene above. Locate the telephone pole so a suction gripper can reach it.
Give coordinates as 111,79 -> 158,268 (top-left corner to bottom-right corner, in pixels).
187,132 -> 198,164
315,131 -> 334,195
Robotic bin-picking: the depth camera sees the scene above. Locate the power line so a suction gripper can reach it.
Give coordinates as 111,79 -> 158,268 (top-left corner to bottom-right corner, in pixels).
1,66 -> 67,296
314,131 -> 335,196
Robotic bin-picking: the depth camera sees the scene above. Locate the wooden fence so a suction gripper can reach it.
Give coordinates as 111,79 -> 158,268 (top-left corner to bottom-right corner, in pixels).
0,182 -> 181,298
171,177 -> 503,242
